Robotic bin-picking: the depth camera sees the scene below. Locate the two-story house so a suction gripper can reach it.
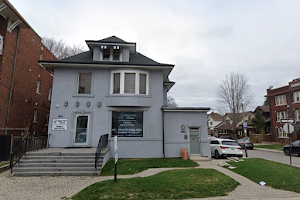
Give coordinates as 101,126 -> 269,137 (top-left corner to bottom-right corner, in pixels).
266,79 -> 300,143
207,112 -> 223,137
40,36 -> 211,159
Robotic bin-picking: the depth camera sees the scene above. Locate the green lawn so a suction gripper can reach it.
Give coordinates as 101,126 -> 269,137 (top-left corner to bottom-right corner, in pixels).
228,158 -> 300,193
0,161 -> 9,167
100,158 -> 199,176
73,169 -> 239,200
254,144 -> 283,151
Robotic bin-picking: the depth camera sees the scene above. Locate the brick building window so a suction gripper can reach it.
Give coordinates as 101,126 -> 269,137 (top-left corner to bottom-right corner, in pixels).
275,94 -> 287,106
276,111 -> 288,122
0,34 -> 3,55
278,127 -> 288,138
36,79 -> 41,94
45,112 -> 49,126
33,108 -> 38,123
293,91 -> 300,103
48,87 -> 52,101
295,110 -> 300,121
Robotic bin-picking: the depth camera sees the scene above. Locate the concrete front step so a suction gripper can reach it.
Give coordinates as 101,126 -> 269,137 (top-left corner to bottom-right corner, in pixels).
19,159 -> 97,163
21,156 -> 96,160
13,171 -> 101,176
14,167 -> 99,172
26,152 -> 95,156
15,163 -> 99,168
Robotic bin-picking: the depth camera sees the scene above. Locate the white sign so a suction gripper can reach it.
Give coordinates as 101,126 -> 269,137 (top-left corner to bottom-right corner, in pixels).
52,119 -> 68,131
114,136 -> 118,164
280,118 -> 296,124
243,122 -> 247,129
283,123 -> 294,134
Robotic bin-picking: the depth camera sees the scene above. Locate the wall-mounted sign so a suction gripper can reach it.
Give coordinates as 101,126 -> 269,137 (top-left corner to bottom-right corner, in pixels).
52,119 -> 68,131
112,111 -> 143,137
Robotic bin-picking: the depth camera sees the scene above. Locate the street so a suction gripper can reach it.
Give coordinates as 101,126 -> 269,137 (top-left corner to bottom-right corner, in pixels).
245,149 -> 300,168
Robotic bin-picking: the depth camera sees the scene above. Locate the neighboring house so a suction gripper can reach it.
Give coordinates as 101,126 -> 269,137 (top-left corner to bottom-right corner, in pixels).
207,112 -> 223,137
266,78 -> 300,143
216,112 -> 254,139
0,0 -> 56,136
40,36 -> 211,159
250,106 -> 272,142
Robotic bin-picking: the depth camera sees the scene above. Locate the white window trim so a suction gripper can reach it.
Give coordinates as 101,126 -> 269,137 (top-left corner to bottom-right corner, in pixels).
278,127 -> 288,138
293,91 -> 300,103
36,79 -> 41,94
276,111 -> 288,122
100,47 -> 123,61
275,94 -> 287,106
48,86 -> 52,101
295,110 -> 300,121
73,113 -> 90,146
33,108 -> 38,123
110,70 -> 149,95
73,71 -> 95,97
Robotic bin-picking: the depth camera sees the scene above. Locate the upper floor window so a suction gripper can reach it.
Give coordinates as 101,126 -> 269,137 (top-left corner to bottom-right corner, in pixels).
276,111 -> 288,121
33,108 -> 38,123
111,70 -> 149,95
0,34 -> 3,55
295,110 -> 300,121
101,45 -> 121,61
78,72 -> 92,94
48,87 -> 52,101
293,91 -> 300,103
275,94 -> 287,106
36,79 -> 41,94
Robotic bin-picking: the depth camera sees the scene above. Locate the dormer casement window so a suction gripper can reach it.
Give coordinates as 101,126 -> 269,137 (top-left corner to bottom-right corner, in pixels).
100,45 -> 122,61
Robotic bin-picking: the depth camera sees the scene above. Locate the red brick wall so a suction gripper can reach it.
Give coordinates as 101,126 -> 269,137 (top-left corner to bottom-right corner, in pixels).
0,16 -> 56,136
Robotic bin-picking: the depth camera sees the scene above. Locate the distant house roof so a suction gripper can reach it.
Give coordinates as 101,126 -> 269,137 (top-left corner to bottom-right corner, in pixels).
209,113 -> 223,121
255,106 -> 270,113
86,36 -> 133,44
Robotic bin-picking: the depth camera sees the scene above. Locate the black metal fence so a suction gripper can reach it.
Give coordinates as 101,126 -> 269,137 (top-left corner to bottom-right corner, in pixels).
95,134 -> 108,171
10,135 -> 48,174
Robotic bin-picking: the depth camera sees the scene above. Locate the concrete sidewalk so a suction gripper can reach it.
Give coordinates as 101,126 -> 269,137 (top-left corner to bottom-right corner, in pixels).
0,159 -> 299,200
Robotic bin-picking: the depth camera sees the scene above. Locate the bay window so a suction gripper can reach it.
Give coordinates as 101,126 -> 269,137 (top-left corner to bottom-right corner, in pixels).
111,70 -> 148,95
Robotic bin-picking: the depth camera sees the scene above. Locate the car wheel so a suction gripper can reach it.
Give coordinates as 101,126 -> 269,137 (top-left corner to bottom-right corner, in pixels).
284,149 -> 290,156
215,150 -> 220,159
298,154 -> 300,157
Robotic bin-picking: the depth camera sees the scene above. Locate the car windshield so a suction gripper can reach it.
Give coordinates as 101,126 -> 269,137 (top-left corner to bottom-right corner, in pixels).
222,141 -> 238,146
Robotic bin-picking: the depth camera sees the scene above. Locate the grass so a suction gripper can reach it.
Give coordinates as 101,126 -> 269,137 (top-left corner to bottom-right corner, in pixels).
0,161 -> 9,167
254,144 -> 283,151
227,158 -> 300,193
100,158 -> 199,176
73,169 -> 239,200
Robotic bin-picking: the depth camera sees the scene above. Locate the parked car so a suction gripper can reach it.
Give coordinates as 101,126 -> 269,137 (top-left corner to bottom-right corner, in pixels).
235,138 -> 254,149
220,135 -> 234,140
283,140 -> 300,156
210,138 -> 243,159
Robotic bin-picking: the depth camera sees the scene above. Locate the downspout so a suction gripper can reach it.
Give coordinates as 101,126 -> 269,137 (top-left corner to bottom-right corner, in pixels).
162,107 -> 165,158
5,28 -> 20,135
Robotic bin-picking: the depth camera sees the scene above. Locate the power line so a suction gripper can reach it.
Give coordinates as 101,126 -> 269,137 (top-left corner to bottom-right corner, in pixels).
168,91 -> 211,107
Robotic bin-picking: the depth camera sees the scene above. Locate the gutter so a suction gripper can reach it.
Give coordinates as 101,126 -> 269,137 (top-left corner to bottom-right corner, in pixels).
5,28 -> 20,135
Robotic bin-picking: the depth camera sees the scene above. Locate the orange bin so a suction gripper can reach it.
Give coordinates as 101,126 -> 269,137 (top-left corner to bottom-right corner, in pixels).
181,148 -> 188,160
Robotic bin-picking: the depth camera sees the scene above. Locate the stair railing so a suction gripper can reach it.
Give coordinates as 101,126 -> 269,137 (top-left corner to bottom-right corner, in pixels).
10,135 -> 48,174
10,136 -> 28,174
95,134 -> 108,171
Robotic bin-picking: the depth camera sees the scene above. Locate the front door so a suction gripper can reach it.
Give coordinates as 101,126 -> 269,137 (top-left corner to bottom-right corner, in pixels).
190,127 -> 201,154
74,114 -> 89,146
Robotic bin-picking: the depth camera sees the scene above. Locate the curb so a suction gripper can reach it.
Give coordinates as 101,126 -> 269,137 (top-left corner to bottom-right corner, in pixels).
253,147 -> 283,153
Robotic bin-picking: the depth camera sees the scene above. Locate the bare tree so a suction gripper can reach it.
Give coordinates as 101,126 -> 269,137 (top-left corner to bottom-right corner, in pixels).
42,37 -> 86,59
167,95 -> 177,107
217,72 -> 253,137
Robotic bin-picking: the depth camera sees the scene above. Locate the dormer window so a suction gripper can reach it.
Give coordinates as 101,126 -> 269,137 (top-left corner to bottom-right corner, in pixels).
101,45 -> 122,61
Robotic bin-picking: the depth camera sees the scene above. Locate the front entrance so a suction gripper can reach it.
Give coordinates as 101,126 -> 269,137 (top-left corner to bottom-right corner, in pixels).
74,114 -> 90,146
189,127 -> 201,154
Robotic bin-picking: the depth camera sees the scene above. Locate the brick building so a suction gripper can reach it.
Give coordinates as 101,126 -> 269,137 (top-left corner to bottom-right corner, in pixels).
0,0 -> 56,136
266,78 -> 300,143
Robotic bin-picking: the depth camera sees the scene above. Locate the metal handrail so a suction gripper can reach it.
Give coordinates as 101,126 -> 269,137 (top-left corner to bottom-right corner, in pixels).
10,136 -> 28,174
10,135 -> 48,174
95,134 -> 108,171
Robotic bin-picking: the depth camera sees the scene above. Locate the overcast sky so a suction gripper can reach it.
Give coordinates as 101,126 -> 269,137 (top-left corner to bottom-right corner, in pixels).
8,0 -> 300,112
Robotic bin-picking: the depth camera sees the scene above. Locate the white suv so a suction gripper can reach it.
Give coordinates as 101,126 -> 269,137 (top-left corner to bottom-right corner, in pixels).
210,138 -> 243,159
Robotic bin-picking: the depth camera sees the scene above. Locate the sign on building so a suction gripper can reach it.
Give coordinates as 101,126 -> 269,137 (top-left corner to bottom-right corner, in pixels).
52,119 -> 68,131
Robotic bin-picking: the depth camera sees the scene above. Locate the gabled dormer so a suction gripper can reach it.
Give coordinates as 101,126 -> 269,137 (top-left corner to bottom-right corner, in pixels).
86,36 -> 136,62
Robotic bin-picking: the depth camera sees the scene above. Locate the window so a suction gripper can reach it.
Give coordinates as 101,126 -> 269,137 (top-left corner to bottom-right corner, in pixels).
45,112 -> 49,126
48,87 -> 52,101
78,72 -> 92,94
33,108 -> 38,123
210,122 -> 213,126
293,91 -> 300,103
111,71 -> 148,95
101,45 -> 122,61
276,111 -> 288,121
112,111 -> 143,137
278,127 -> 288,138
0,34 -> 3,55
275,94 -> 287,106
36,79 -> 41,94
295,110 -> 300,121
39,51 -> 43,60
